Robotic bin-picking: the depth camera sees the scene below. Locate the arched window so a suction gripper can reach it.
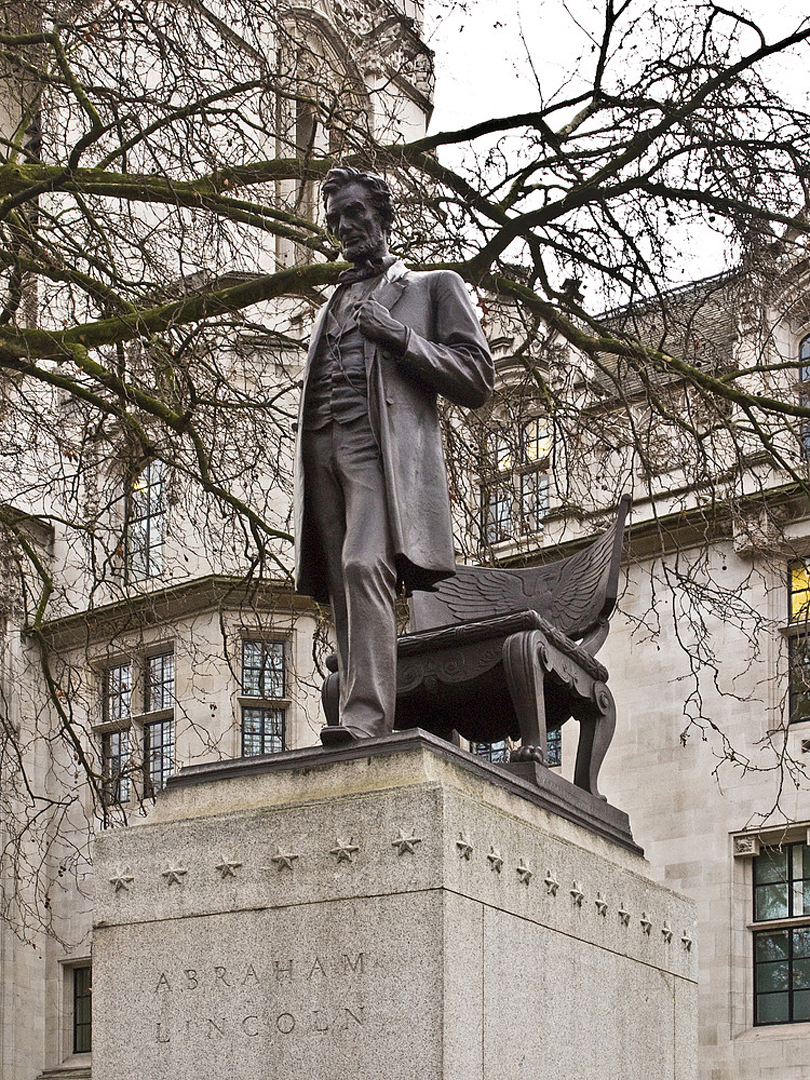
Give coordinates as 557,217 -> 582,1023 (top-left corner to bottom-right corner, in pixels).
125,461 -> 166,582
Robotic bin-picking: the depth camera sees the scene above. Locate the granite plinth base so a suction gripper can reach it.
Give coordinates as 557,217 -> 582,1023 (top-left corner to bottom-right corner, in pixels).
92,731 -> 697,1080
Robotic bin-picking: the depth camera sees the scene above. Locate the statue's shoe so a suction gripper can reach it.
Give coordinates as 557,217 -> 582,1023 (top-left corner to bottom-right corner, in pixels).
320,725 -> 358,747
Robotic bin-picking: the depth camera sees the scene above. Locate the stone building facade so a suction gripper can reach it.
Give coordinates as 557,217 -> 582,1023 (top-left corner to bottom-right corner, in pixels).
2,4 -> 810,1080
478,269 -> 810,1079
0,1 -> 434,1078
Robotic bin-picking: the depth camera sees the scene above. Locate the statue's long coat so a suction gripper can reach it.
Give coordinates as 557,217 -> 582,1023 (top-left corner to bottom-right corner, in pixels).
294,259 -> 494,605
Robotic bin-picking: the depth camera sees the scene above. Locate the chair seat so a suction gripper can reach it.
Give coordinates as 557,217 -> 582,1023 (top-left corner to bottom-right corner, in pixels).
397,609 -> 609,685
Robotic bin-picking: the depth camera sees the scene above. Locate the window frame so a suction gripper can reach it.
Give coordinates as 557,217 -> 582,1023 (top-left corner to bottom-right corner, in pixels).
481,480 -> 514,545
101,724 -> 132,806
752,840 -> 810,1026
799,333 -> 810,461
95,645 -> 176,807
787,560 -> 810,725
469,739 -> 510,764
145,650 -> 175,713
241,705 -> 286,757
480,414 -> 551,546
239,636 -> 289,758
241,639 -> 286,700
143,715 -> 176,796
60,959 -> 92,1063
102,661 -> 132,725
72,963 -> 92,1054
124,459 -> 167,583
546,727 -> 562,767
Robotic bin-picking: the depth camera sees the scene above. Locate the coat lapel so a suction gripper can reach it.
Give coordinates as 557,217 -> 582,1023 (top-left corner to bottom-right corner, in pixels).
305,299 -> 332,367
370,260 -> 408,312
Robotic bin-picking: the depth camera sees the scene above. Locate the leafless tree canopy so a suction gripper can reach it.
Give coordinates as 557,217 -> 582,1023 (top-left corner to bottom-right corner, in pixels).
3,0 -> 810,938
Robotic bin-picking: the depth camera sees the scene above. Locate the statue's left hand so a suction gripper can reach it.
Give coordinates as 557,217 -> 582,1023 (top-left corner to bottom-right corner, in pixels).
354,299 -> 408,351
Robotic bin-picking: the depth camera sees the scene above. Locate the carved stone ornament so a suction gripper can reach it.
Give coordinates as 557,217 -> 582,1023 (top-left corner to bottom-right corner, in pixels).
268,847 -> 300,871
544,871 -> 560,896
162,866 -> 188,886
618,905 -> 631,926
681,932 -> 693,951
570,882 -> 585,907
487,846 -> 504,873
215,858 -> 242,879
330,838 -> 360,863
595,892 -> 608,916
516,860 -> 533,885
391,830 -> 422,855
662,923 -> 673,943
640,912 -> 652,935
110,868 -> 135,892
733,834 -> 760,858
456,835 -> 473,860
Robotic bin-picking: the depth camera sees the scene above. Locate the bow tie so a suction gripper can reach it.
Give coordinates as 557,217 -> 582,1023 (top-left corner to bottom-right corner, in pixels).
338,255 -> 396,285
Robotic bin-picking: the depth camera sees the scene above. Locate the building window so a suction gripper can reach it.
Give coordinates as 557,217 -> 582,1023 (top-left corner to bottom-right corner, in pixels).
98,651 -> 177,805
482,483 -> 513,544
754,842 -> 810,1024
800,335 -> 810,460
146,651 -> 174,712
72,964 -> 92,1053
125,461 -> 166,582
102,728 -> 131,804
101,662 -> 132,804
790,637 -> 810,724
470,731 -> 561,767
481,417 -> 551,544
242,707 -> 285,756
242,639 -> 285,698
144,718 -> 175,794
241,639 -> 286,757
520,469 -> 549,535
546,727 -> 562,767
470,739 -> 510,764
103,662 -> 131,723
789,561 -> 810,723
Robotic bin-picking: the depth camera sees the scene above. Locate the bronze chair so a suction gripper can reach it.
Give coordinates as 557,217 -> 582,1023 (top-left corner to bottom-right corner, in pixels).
323,495 -> 629,799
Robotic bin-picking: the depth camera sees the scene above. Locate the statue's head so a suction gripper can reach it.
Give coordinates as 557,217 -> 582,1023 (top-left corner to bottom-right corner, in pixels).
322,166 -> 394,264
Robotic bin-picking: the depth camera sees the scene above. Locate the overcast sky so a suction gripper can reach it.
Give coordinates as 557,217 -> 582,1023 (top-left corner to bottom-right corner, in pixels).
425,0 -> 810,134
421,0 -> 810,287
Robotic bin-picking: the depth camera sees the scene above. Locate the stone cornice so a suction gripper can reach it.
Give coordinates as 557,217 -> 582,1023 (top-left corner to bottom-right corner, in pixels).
41,574 -> 319,651
493,483 -> 810,568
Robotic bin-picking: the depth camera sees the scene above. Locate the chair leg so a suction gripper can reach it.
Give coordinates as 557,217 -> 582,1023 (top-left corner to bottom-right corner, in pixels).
573,681 -> 615,800
502,630 -> 547,763
321,671 -> 340,727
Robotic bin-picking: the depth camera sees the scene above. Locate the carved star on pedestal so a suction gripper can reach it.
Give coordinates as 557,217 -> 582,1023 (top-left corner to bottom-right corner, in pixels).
330,838 -> 360,863
544,871 -> 559,896
391,830 -> 422,855
681,931 -> 693,951
570,882 -> 585,907
640,912 -> 652,935
595,892 -> 608,916
662,922 -> 673,943
618,905 -> 631,926
269,847 -> 299,871
215,858 -> 242,879
456,836 -> 474,860
516,860 -> 533,885
487,846 -> 504,873
162,866 -> 188,886
110,868 -> 134,892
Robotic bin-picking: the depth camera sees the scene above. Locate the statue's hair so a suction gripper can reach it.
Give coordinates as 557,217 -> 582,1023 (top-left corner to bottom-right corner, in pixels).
321,166 -> 395,232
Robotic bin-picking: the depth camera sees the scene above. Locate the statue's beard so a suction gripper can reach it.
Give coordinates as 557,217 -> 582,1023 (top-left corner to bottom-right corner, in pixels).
343,235 -> 386,264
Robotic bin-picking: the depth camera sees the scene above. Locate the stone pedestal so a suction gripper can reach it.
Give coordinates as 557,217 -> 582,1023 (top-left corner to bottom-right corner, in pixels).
93,730 -> 697,1080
